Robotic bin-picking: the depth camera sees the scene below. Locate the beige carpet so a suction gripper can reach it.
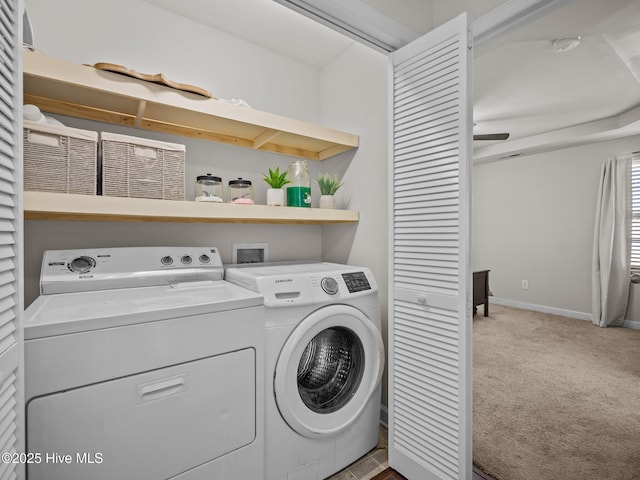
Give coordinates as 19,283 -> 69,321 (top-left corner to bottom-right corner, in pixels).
473,304 -> 640,480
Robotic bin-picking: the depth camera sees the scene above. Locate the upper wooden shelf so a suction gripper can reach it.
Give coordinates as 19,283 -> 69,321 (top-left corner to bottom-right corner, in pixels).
24,192 -> 359,225
22,50 -> 359,161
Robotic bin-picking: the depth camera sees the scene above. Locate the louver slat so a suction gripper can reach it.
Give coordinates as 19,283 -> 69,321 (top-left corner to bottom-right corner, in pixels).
631,158 -> 640,269
389,13 -> 471,480
0,1 -> 21,479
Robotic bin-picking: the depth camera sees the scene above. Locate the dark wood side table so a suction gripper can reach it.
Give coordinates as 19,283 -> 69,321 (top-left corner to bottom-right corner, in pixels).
473,270 -> 490,317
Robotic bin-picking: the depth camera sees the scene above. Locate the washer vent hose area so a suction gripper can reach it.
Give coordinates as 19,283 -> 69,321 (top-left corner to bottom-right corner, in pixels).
297,327 -> 365,414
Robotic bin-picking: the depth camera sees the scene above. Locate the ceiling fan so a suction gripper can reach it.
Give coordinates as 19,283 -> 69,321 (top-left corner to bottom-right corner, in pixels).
473,132 -> 510,141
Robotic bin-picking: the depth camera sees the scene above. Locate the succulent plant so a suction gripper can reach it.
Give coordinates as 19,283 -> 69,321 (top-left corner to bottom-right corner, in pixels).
316,173 -> 343,196
262,167 -> 291,189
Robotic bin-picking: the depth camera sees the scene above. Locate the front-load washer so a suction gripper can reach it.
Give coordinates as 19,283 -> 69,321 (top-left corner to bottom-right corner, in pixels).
24,246 -> 264,480
225,262 -> 384,480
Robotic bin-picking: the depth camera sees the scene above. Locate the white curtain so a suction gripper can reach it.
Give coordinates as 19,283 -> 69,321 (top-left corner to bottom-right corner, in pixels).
592,154 -> 632,327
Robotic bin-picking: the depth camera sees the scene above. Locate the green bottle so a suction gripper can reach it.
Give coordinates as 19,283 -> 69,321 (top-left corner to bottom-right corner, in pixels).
286,160 -> 311,207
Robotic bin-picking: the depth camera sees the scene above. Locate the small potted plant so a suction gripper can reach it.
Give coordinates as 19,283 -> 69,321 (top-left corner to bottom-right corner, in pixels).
315,173 -> 343,209
263,167 -> 290,206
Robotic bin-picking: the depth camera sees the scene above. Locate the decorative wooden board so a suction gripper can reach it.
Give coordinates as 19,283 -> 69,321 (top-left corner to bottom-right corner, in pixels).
91,62 -> 213,98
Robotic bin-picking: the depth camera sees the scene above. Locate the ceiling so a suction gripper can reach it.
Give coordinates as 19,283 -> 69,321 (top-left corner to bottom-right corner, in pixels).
142,0 -> 640,162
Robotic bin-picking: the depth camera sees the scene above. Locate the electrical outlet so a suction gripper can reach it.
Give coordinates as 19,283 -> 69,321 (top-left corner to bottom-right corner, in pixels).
521,280 -> 529,290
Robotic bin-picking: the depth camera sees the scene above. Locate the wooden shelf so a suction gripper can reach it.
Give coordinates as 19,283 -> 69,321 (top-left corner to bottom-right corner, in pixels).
24,192 -> 359,225
22,51 -> 360,226
23,50 -> 359,161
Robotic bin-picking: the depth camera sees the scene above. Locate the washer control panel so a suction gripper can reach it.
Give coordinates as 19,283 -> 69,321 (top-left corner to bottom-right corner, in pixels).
319,273 -> 372,295
225,263 -> 377,307
41,247 -> 224,295
341,271 -> 372,293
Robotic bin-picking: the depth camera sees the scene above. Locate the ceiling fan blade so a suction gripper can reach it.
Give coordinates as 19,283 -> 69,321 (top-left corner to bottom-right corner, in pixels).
473,133 -> 510,141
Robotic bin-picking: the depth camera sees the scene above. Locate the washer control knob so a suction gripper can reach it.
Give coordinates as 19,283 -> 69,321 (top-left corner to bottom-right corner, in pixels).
161,256 -> 173,266
68,256 -> 96,274
321,277 -> 339,295
181,255 -> 193,265
199,254 -> 211,264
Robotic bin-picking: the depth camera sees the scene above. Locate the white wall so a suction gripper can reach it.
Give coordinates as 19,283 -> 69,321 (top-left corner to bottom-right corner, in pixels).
473,135 -> 640,319
22,0 -> 365,305
25,0 -> 320,122
319,43 -> 389,403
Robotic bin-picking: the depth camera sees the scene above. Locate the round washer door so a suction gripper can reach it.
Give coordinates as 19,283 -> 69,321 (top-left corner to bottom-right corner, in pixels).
274,304 -> 384,438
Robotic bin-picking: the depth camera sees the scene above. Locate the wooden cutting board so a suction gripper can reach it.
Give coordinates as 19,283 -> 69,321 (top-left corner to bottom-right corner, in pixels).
91,62 -> 213,98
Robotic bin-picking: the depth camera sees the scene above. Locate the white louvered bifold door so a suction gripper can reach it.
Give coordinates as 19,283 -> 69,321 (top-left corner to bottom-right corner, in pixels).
388,12 -> 472,480
0,1 -> 23,479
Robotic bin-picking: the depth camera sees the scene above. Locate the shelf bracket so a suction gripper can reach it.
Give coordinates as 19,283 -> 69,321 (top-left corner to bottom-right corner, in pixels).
253,129 -> 281,149
135,100 -> 147,128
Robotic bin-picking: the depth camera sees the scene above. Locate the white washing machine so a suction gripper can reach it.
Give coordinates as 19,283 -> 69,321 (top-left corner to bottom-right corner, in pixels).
225,262 -> 384,480
24,246 -> 264,480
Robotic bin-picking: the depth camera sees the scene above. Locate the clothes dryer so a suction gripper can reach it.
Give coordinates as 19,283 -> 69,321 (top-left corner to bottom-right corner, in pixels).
25,247 -> 264,480
225,262 -> 384,480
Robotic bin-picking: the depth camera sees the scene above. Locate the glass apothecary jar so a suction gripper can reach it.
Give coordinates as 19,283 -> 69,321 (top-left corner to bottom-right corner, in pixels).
228,178 -> 254,204
195,174 -> 223,202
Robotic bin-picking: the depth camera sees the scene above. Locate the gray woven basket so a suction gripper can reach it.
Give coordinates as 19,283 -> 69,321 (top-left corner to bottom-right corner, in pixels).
23,121 -> 98,195
101,132 -> 185,200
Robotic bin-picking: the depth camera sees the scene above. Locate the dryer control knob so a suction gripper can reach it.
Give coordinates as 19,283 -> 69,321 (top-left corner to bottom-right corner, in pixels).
68,256 -> 96,274
321,277 -> 339,295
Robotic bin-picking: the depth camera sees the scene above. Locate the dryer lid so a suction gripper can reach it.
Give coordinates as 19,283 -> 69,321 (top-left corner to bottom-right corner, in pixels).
24,280 -> 263,339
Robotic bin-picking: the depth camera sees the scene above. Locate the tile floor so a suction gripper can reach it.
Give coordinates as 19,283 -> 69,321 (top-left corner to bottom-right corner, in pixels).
328,426 -> 389,480
329,427 -> 497,480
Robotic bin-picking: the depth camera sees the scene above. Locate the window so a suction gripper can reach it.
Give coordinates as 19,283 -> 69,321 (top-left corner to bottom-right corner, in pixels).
631,154 -> 640,270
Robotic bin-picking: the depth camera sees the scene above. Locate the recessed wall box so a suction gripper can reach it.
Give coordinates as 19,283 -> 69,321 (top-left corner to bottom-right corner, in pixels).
233,243 -> 268,264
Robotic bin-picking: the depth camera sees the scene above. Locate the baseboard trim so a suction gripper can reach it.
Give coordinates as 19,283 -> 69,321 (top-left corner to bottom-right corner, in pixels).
489,297 -> 640,328
623,319 -> 640,330
489,297 -> 592,321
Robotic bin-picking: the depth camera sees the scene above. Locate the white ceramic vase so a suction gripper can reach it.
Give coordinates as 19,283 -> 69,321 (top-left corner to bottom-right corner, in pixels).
266,188 -> 285,206
319,194 -> 336,209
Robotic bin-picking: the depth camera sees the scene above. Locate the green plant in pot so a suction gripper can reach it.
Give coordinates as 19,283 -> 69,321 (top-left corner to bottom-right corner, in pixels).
263,167 -> 290,206
315,173 -> 343,209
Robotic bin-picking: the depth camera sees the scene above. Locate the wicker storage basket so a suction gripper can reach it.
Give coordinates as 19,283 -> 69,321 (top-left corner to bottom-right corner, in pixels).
23,121 -> 98,195
101,132 -> 185,200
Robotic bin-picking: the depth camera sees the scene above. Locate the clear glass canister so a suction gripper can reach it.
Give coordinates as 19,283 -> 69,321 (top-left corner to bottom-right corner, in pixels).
195,174 -> 223,202
286,160 -> 311,208
228,178 -> 254,204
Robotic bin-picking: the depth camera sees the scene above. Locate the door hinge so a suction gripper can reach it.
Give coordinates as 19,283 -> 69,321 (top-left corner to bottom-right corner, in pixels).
467,28 -> 473,50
